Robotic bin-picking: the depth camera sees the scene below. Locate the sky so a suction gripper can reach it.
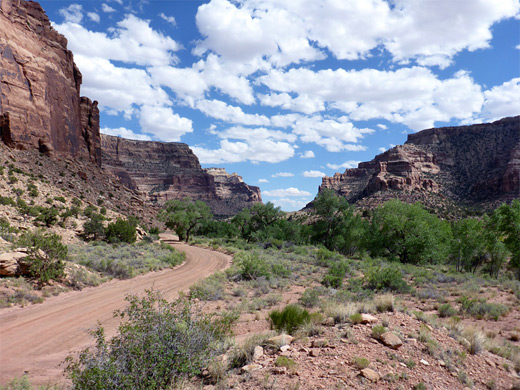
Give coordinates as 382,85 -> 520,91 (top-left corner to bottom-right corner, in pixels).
39,0 -> 520,211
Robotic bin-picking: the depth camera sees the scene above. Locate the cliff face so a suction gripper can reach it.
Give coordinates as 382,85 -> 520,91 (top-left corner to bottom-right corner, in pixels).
0,0 -> 100,165
101,135 -> 262,216
318,116 -> 520,210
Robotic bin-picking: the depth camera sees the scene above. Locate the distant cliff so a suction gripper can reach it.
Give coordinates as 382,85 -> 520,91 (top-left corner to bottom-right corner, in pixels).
0,0 -> 100,165
317,116 -> 520,212
101,135 -> 262,217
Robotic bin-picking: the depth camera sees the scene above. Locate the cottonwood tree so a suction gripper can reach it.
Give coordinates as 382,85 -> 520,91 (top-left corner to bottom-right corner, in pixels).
159,198 -> 212,242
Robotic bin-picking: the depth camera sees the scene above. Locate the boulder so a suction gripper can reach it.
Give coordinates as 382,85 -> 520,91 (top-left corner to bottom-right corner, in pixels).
380,332 -> 403,349
360,368 -> 380,382
0,251 -> 29,276
360,313 -> 378,324
267,334 -> 294,348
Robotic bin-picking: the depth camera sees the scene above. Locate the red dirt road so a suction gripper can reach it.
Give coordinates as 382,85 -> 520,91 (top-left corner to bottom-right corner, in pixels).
0,236 -> 231,385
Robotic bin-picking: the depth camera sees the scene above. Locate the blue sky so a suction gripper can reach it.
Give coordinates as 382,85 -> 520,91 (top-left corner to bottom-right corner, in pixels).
40,0 -> 520,211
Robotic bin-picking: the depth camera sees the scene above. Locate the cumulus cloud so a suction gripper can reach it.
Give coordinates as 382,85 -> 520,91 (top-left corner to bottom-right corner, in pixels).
195,100 -> 270,126
55,15 -> 181,67
139,105 -> 193,141
299,150 -> 315,159
260,67 -> 484,130
159,12 -> 176,25
87,12 -> 100,23
326,161 -> 360,170
258,179 -> 269,183
270,198 -> 309,210
271,172 -> 294,177
59,4 -> 83,23
263,188 -> 312,197
481,78 -> 520,121
101,3 -> 116,13
101,127 -> 152,141
302,170 -> 326,178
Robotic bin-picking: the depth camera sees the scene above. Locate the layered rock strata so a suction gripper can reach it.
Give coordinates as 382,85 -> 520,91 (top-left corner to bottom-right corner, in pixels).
101,135 -> 262,216
318,116 -> 520,210
0,0 -> 101,165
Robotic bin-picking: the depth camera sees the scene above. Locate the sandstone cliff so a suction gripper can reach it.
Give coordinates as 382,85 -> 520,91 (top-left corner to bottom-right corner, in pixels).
0,0 -> 100,165
101,135 -> 262,217
317,116 -> 520,211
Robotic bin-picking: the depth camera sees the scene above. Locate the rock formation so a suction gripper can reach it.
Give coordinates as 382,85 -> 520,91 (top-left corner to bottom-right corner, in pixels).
0,0 -> 101,165
101,135 -> 262,216
317,116 -> 520,211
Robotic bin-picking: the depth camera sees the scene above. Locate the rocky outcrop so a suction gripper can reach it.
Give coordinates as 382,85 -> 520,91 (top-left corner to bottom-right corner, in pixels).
101,135 -> 262,216
317,116 -> 520,211
0,0 -> 101,166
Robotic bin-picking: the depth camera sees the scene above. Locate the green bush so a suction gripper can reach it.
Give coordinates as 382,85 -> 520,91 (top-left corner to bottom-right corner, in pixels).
104,218 -> 136,244
371,325 -> 387,339
322,260 -> 349,288
438,303 -> 457,318
0,196 -> 16,207
237,252 -> 271,280
458,296 -> 509,320
352,356 -> 370,369
364,265 -> 410,293
269,304 -> 310,335
275,356 -> 296,369
82,213 -> 105,241
65,290 -> 233,390
299,288 -> 321,308
189,272 -> 226,301
35,207 -> 59,227
16,231 -> 67,284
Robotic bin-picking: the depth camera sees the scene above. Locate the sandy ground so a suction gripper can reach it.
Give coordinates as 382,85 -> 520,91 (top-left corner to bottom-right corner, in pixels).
0,234 -> 231,386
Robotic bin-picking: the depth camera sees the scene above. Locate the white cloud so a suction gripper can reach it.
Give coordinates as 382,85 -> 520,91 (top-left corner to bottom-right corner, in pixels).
87,12 -> 100,23
326,161 -> 360,170
139,105 -> 193,142
378,147 -> 387,153
259,92 -> 325,114
217,126 -> 296,143
377,124 -> 387,130
299,150 -> 315,159
59,4 -> 83,23
73,55 -> 170,115
260,67 -> 484,130
270,198 -> 309,210
159,12 -> 176,25
258,179 -> 269,183
481,78 -> 520,121
55,15 -> 181,67
192,138 -> 294,164
263,188 -> 312,197
101,127 -> 152,141
272,172 -> 294,177
195,99 -> 270,126
101,3 -> 116,13
291,115 -> 372,152
302,170 -> 326,178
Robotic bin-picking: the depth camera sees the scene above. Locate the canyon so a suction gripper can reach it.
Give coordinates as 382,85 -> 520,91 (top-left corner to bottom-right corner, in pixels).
318,116 -> 520,212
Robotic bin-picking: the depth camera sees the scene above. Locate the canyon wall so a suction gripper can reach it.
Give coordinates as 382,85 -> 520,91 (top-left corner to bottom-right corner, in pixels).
0,0 -> 100,165
101,135 -> 262,217
318,116 -> 520,211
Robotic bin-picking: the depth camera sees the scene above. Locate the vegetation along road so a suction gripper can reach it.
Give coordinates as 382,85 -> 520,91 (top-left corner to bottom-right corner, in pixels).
0,234 -> 231,385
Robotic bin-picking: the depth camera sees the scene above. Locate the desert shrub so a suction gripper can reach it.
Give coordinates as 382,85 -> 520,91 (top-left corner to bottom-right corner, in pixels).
82,213 -> 105,241
104,218 -> 136,244
374,294 -> 395,312
68,242 -> 185,279
54,196 -> 66,203
458,296 -> 509,320
229,333 -> 274,368
364,265 -> 410,293
438,303 -> 457,318
269,304 -> 310,335
352,356 -> 370,369
189,272 -> 226,301
82,205 -> 98,218
35,207 -> 59,227
65,290 -> 233,390
0,196 -> 16,207
299,288 -> 321,308
322,260 -> 349,288
315,247 -> 337,266
16,231 -> 67,284
349,313 -> 363,324
371,325 -> 387,339
275,356 -> 296,369
236,252 -> 271,280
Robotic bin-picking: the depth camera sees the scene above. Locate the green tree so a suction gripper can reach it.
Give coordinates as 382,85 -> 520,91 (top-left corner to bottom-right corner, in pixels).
105,218 -> 137,244
368,200 -> 452,264
450,217 -> 486,272
159,198 -> 212,242
231,202 -> 284,242
82,213 -> 105,241
16,231 -> 67,283
311,189 -> 366,255
490,200 -> 520,278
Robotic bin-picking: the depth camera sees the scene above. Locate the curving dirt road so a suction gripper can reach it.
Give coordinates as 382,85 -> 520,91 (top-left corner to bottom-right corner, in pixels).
0,235 -> 231,385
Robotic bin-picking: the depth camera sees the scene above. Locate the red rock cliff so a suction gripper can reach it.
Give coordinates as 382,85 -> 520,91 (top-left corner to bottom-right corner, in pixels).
317,116 -> 520,210
101,135 -> 262,217
0,0 -> 101,165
